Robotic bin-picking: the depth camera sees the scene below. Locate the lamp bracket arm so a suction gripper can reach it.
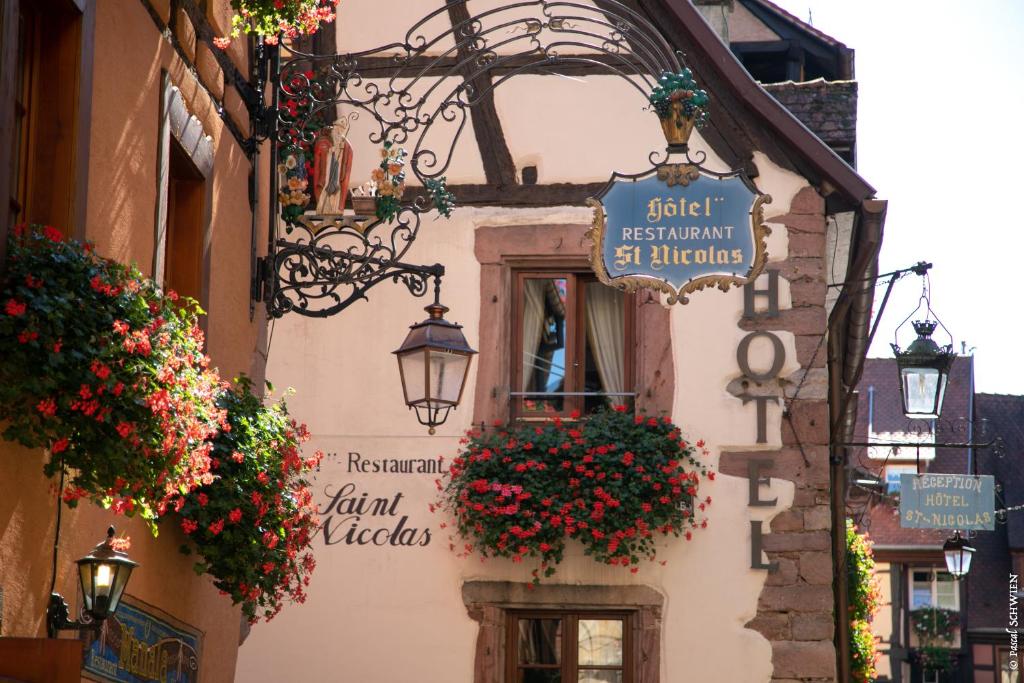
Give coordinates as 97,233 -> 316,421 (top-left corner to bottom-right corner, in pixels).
46,593 -> 100,638
826,261 -> 932,289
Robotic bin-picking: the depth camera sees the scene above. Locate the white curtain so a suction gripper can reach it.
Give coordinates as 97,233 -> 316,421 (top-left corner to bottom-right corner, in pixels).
521,280 -> 546,391
585,284 -> 624,397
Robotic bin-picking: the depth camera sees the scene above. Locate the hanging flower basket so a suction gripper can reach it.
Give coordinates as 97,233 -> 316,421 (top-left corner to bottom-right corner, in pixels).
176,377 -> 322,623
435,406 -> 714,581
0,225 -> 226,527
215,0 -> 340,48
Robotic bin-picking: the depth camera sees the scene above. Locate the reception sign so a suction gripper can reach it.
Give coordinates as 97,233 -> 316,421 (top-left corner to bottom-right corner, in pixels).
899,473 -> 996,530
587,163 -> 770,304
81,597 -> 201,683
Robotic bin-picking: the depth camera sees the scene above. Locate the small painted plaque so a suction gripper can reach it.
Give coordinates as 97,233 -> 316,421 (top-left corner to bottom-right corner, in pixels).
898,473 -> 996,530
81,596 -> 202,683
587,164 -> 771,303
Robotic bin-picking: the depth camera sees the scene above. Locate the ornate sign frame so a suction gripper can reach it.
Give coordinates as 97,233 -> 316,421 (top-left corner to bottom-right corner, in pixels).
586,160 -> 772,304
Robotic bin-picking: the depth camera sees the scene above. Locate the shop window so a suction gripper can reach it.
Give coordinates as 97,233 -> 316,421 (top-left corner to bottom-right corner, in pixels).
513,271 -> 634,418
164,138 -> 206,304
507,611 -> 632,683
9,0 -> 82,236
910,567 -> 959,611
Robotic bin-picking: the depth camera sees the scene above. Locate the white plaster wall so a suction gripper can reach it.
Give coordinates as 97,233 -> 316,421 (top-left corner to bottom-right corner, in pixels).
237,18 -> 820,683
338,0 -> 456,56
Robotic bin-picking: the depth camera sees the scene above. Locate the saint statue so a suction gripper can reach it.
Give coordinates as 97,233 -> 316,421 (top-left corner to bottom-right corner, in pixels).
312,123 -> 354,215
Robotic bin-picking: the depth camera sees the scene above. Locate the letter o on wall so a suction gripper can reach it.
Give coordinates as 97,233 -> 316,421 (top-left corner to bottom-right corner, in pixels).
736,331 -> 785,382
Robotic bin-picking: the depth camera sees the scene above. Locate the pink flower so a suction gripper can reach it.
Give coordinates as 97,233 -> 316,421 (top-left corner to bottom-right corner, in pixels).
213,36 -> 231,49
181,519 -> 198,535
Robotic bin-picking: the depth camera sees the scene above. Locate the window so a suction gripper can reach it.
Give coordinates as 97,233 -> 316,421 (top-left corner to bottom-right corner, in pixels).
884,464 -> 918,494
910,567 -> 959,611
513,271 -> 634,418
998,647 -> 1020,683
507,611 -> 632,683
164,138 -> 205,304
8,0 -> 82,236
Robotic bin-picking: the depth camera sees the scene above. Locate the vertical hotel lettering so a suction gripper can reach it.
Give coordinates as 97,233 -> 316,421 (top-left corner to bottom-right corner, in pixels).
738,270 -> 784,572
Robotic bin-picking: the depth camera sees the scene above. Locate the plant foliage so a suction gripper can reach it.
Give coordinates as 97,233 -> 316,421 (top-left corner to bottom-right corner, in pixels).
847,519 -> 881,682
177,377 -> 322,622
437,406 -> 713,581
0,225 -> 225,527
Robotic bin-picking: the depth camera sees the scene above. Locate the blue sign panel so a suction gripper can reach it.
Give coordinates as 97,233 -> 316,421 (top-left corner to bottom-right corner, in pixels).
587,165 -> 770,303
899,473 -> 996,530
81,598 -> 201,683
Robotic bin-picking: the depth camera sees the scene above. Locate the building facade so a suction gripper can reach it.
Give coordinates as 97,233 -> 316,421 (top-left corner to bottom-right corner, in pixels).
235,1 -> 886,682
853,357 -> 1023,683
0,0 -> 269,680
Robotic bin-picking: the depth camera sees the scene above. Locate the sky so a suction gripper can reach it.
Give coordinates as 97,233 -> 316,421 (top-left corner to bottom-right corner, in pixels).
768,0 -> 1024,394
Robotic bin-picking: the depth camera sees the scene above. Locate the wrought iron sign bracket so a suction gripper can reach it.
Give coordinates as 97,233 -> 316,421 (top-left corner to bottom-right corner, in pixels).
249,0 -> 688,319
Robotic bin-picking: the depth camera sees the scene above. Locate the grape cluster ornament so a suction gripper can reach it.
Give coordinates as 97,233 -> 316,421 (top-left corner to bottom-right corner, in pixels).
649,68 -> 710,147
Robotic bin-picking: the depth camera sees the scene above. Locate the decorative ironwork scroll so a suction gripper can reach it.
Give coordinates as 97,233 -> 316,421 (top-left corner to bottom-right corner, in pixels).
253,0 -> 687,317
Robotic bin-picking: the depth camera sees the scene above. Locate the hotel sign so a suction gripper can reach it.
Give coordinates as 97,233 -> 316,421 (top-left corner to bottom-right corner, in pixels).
899,473 -> 996,530
82,597 -> 201,683
587,164 -> 771,303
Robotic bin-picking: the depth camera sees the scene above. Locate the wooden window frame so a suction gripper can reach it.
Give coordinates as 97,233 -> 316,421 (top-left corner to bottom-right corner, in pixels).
907,566 -> 960,612
511,269 -> 636,420
462,581 -> 662,683
473,224 -> 675,427
154,71 -> 213,319
0,0 -> 94,249
506,609 -> 635,683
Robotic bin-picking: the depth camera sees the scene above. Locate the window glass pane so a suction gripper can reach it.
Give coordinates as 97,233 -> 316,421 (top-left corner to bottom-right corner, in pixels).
520,671 -> 562,683
518,619 -> 562,665
578,671 -> 623,683
521,279 -> 567,414
583,283 -> 625,413
912,571 -> 933,609
936,572 -> 957,610
578,619 -> 623,666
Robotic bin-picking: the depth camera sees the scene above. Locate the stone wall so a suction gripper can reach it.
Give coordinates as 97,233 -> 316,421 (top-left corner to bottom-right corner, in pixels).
720,186 -> 837,682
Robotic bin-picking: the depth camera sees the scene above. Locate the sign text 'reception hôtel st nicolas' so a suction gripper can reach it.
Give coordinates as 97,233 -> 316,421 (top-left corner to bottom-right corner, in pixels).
589,167 -> 769,302
899,473 -> 996,530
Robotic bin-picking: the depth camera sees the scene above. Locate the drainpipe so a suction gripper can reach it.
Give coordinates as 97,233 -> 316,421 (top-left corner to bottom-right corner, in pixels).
828,199 -> 887,683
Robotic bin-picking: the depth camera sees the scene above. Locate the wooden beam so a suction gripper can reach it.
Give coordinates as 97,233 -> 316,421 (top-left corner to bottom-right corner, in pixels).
443,182 -> 607,207
444,1 -> 518,187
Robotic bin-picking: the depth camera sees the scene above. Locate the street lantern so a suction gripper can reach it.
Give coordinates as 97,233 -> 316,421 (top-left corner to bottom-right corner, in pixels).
48,526 -> 138,637
892,320 -> 955,419
394,300 -> 476,434
943,531 -> 975,579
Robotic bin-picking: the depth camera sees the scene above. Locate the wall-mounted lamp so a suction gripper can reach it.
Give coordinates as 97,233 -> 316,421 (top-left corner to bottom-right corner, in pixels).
943,531 -> 975,579
891,272 -> 955,420
47,526 -> 137,638
394,288 -> 477,434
